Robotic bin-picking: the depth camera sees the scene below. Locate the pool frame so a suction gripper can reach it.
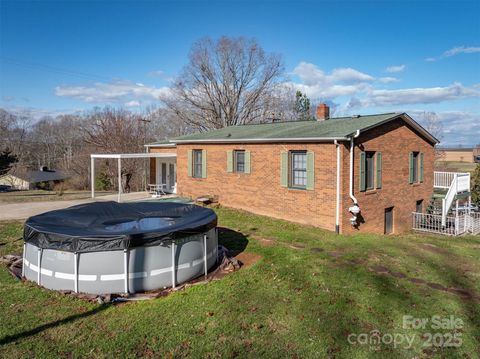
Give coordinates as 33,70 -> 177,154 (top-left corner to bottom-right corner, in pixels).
23,228 -> 218,294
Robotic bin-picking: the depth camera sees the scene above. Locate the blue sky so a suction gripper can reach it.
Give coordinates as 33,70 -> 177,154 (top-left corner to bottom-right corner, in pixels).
1,0 -> 479,145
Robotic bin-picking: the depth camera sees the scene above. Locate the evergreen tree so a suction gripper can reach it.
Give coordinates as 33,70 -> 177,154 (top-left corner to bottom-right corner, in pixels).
293,91 -> 312,121
471,164 -> 480,205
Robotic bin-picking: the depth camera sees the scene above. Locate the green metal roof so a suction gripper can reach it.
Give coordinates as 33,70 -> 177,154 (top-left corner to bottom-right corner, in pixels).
146,112 -> 438,145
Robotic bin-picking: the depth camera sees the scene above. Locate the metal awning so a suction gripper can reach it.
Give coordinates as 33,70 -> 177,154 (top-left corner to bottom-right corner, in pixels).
90,153 -> 176,202
91,153 -> 176,159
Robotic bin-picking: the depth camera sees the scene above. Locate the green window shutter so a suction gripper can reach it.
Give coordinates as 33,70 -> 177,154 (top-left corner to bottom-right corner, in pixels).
306,151 -> 315,190
226,150 -> 233,173
187,150 -> 193,177
409,152 -> 414,184
201,150 -> 207,178
280,151 -> 288,187
376,152 -> 382,189
419,152 -> 424,183
244,150 -> 251,174
359,151 -> 366,192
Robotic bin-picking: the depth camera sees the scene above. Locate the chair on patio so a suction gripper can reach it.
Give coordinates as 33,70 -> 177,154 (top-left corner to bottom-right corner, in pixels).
148,184 -> 167,198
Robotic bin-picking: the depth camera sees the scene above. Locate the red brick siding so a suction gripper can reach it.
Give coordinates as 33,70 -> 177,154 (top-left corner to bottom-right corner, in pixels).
341,120 -> 435,234
176,143 -> 338,231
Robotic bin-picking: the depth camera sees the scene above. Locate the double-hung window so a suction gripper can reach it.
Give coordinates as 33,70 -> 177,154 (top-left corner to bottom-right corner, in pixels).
290,151 -> 307,189
360,151 -> 382,191
365,152 -> 375,190
409,152 -> 424,184
193,150 -> 203,178
234,150 -> 245,173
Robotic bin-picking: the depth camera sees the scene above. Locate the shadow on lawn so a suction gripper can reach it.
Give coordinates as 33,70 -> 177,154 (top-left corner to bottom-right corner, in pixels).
217,227 -> 249,256
0,304 -> 111,346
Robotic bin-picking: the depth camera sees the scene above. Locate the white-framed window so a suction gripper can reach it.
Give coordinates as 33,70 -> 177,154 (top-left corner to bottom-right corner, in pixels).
290,151 -> 307,189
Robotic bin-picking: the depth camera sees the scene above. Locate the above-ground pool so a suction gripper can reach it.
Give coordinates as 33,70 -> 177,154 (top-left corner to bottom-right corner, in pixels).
22,201 -> 218,294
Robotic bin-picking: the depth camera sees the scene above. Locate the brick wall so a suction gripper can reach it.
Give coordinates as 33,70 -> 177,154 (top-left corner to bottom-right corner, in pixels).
149,118 -> 434,234
341,120 -> 435,234
175,143 -> 339,231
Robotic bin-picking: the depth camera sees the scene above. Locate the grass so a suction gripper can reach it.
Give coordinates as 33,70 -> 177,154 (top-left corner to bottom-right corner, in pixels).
1,209 -> 480,358
435,161 -> 478,174
0,190 -> 114,204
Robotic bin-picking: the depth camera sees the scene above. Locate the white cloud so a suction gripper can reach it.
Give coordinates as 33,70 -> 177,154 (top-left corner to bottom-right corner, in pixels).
417,110 -> 480,146
364,82 -> 480,106
55,80 -> 171,105
378,77 -> 399,84
385,64 -> 406,73
3,106 -> 82,120
290,62 -> 374,98
290,62 -> 479,107
125,100 -> 141,107
426,46 -> 480,61
444,46 -> 480,57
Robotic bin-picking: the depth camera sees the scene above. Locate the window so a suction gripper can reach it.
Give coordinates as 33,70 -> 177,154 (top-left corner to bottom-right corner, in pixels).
360,151 -> 381,191
412,152 -> 419,183
416,200 -> 423,213
409,152 -> 424,184
193,150 -> 203,178
234,150 -> 245,173
365,152 -> 375,190
290,151 -> 307,189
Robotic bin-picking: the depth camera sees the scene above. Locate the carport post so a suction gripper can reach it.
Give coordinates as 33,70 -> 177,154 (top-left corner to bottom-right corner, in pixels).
117,157 -> 122,203
91,156 -> 95,199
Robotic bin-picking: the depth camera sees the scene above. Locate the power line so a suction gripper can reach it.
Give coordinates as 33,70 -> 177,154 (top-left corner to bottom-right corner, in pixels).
0,56 -> 112,82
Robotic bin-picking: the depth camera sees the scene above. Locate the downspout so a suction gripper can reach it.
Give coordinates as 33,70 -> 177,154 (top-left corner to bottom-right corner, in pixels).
348,130 -> 361,226
334,140 -> 341,234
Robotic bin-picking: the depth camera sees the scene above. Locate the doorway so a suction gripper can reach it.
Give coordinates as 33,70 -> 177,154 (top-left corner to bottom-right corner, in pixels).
156,159 -> 177,193
384,207 -> 394,234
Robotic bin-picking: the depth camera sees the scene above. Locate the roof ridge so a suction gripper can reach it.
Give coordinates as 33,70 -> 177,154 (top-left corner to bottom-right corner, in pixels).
204,112 -> 402,130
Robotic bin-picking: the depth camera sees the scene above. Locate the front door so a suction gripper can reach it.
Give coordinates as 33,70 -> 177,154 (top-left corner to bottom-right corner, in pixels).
156,159 -> 176,193
168,163 -> 176,191
384,207 -> 394,234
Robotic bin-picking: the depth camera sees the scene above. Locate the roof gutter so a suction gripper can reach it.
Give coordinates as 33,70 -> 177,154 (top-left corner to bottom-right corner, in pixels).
168,137 -> 349,144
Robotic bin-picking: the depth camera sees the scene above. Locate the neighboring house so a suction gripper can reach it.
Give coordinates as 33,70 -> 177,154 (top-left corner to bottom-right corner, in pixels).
0,167 -> 70,190
437,147 -> 478,163
146,104 -> 438,234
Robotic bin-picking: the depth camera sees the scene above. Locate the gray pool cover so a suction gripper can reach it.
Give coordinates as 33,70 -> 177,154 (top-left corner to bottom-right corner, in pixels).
24,201 -> 217,253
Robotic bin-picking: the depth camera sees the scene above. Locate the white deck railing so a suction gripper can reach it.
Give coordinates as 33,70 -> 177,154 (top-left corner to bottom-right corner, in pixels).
413,212 -> 480,236
434,171 -> 470,189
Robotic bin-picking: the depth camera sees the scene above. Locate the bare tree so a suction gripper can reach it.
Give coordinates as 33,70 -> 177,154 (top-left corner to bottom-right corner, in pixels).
82,107 -> 145,192
422,111 -> 444,162
161,36 -> 284,131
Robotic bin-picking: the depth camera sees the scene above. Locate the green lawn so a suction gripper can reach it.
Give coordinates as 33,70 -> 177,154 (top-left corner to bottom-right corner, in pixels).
0,190 -> 115,204
435,161 -> 478,174
1,209 -> 480,358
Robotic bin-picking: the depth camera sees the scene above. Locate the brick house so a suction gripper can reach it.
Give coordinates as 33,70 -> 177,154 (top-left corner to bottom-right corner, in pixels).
146,104 -> 438,234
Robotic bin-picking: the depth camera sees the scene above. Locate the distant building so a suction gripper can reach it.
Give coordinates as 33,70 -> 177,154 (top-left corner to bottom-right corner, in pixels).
0,167 -> 70,190
436,147 -> 480,163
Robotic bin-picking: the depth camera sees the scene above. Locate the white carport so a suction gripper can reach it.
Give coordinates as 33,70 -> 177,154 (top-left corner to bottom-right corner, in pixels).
90,153 -> 176,202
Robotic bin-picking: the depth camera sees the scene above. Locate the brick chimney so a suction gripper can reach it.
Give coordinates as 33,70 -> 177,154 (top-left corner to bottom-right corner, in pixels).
316,103 -> 330,121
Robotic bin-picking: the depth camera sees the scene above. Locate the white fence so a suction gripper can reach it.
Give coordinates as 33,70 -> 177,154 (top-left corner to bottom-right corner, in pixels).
412,212 -> 480,236
434,171 -> 470,189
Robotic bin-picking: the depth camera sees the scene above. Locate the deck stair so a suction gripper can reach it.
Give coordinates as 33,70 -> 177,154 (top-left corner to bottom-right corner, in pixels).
433,171 -> 471,226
